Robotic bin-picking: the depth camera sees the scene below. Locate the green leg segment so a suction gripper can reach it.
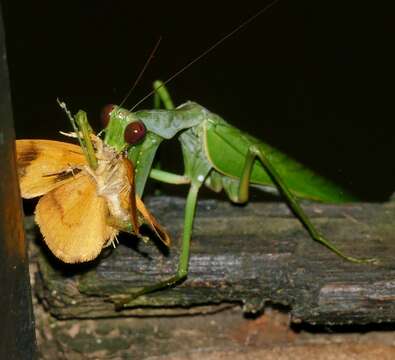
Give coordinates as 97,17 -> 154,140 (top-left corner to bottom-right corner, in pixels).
153,80 -> 175,110
149,169 -> 190,185
238,144 -> 377,264
113,183 -> 201,309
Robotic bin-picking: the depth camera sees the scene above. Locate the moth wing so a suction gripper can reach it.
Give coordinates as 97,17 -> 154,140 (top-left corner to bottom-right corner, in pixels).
136,195 -> 171,247
35,173 -> 117,263
16,139 -> 86,198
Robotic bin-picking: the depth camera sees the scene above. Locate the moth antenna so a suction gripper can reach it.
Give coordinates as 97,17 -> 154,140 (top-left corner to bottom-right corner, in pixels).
119,36 -> 162,108
129,0 -> 281,111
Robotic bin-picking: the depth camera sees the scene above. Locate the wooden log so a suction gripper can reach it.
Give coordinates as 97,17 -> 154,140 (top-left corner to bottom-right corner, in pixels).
0,3 -> 37,358
31,195 -> 395,325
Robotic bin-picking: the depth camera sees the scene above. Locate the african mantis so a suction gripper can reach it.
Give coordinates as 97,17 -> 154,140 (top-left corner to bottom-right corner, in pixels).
100,80 -> 376,308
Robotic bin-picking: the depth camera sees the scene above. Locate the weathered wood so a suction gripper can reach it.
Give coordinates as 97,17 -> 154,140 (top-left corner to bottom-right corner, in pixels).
0,2 -> 37,358
32,196 -> 395,325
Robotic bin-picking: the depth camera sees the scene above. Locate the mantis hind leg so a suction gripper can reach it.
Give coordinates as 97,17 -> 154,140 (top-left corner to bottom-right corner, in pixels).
237,144 -> 377,264
111,183 -> 200,309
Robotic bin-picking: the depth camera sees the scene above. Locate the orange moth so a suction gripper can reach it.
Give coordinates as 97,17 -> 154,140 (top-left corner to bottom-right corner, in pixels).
16,106 -> 170,263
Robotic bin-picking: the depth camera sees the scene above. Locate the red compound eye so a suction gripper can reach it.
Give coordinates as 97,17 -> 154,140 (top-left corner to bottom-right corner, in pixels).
124,121 -> 146,144
101,104 -> 115,127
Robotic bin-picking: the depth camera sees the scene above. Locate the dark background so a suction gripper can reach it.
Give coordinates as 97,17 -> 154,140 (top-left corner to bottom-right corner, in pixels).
2,0 -> 394,201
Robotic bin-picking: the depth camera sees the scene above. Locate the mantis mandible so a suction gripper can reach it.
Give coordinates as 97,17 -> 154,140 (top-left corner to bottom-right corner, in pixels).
100,80 -> 376,309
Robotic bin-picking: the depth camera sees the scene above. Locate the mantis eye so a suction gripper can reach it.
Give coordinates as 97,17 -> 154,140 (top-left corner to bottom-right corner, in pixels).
124,121 -> 146,145
101,104 -> 115,127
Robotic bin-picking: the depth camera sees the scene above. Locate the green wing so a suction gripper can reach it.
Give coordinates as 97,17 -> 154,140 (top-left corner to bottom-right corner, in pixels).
204,115 -> 357,203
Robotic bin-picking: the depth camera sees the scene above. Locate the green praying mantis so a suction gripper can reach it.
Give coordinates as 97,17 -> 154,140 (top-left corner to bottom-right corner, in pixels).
95,79 -> 375,308
26,1 -> 376,307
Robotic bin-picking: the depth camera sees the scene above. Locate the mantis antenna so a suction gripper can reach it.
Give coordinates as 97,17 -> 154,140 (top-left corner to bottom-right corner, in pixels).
118,36 -> 162,108
129,0 -> 281,112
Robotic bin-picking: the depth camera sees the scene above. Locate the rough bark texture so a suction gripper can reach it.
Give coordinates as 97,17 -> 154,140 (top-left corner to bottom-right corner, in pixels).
32,196 -> 395,326
30,196 -> 395,358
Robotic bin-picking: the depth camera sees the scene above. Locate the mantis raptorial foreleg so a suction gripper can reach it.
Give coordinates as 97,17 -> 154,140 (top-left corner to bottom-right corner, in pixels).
237,144 -> 377,264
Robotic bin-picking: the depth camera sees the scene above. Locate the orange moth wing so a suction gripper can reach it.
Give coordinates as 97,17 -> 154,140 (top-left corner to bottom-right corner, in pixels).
16,139 -> 86,198
35,173 -> 117,263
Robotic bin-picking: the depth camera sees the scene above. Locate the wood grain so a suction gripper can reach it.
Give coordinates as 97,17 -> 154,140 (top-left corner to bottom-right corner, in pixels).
31,195 -> 395,326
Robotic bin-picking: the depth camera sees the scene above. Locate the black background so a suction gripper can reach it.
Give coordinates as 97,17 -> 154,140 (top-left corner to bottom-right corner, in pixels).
3,0 -> 394,201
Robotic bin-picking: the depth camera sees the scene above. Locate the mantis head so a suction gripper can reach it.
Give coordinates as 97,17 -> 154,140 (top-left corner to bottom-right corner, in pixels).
101,104 -> 165,196
101,105 -> 147,151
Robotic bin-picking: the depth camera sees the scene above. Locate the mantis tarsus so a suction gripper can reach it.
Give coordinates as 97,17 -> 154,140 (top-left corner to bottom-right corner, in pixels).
99,80 -> 376,309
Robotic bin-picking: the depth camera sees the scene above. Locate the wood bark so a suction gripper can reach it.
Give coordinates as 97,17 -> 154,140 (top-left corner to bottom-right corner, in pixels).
32,196 -> 395,325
